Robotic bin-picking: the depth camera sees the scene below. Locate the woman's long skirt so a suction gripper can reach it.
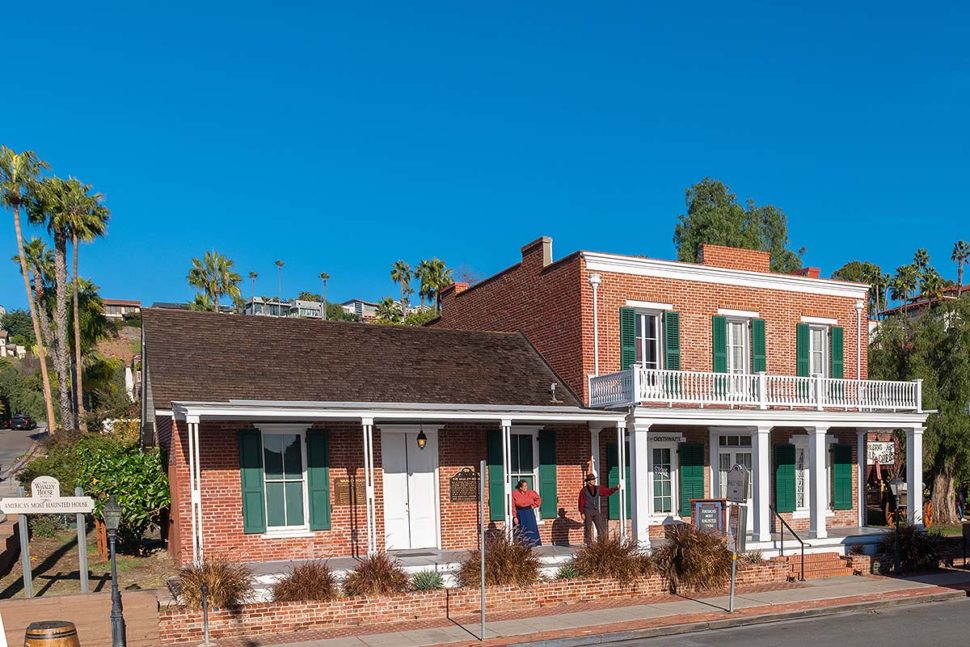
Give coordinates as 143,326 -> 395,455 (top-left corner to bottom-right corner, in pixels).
515,506 -> 542,546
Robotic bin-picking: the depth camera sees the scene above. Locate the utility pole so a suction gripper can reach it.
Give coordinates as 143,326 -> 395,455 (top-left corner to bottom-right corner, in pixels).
320,272 -> 330,320
275,260 -> 284,317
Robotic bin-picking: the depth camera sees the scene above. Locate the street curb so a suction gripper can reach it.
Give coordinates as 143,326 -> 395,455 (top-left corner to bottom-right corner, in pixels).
509,589 -> 967,646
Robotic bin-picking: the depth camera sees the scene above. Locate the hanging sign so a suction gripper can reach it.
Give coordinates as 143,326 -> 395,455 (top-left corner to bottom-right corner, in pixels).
0,477 -> 94,514
726,465 -> 749,504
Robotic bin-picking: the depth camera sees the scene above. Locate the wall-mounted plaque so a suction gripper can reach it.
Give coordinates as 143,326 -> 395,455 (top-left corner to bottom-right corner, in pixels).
333,477 -> 366,506
449,468 -> 480,502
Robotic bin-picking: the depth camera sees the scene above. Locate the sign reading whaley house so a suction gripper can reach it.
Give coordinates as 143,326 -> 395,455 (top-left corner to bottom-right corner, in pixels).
0,476 -> 94,514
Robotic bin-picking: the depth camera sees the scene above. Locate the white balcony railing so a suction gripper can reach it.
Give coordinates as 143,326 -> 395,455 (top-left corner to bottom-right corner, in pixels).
588,366 -> 922,412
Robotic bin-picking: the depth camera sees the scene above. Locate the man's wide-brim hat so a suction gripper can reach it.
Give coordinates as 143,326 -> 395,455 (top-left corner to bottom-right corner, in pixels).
584,474 -> 596,482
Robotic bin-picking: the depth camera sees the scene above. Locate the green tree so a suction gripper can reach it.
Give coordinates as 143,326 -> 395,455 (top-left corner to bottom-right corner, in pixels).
247,271 -> 258,311
870,298 -> 970,524
13,238 -> 56,357
673,178 -> 804,273
390,260 -> 413,316
890,264 -> 919,305
0,146 -> 56,427
0,310 -> 35,346
832,260 -> 891,313
415,258 -> 454,313
187,250 -> 242,311
951,241 -> 969,290
375,297 -> 403,323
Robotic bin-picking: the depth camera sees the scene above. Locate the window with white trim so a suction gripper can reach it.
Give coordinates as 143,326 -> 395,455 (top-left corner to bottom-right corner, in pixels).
262,430 -> 308,530
726,319 -> 750,375
634,312 -> 663,370
509,432 -> 537,491
791,435 -> 833,514
650,446 -> 676,514
809,325 -> 828,377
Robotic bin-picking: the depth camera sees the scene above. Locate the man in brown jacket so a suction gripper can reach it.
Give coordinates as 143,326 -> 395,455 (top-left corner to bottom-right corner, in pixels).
578,473 -> 620,545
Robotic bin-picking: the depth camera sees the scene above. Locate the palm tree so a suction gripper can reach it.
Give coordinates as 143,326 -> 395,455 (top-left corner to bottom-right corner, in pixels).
921,271 -> 946,300
30,177 -> 82,429
320,272 -> 330,320
420,258 -> 453,313
187,251 -> 242,311
952,241 -> 970,290
275,260 -> 284,317
0,147 -> 56,428
890,264 -> 919,305
375,297 -> 403,323
390,260 -> 413,317
12,238 -> 56,366
60,178 -> 109,429
414,259 -> 432,307
248,272 -> 258,313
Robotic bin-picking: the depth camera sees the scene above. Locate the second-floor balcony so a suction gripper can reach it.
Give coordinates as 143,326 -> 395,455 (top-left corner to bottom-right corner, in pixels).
588,366 -> 922,412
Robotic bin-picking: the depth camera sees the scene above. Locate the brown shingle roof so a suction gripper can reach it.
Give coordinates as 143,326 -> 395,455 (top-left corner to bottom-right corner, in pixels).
142,308 -> 580,409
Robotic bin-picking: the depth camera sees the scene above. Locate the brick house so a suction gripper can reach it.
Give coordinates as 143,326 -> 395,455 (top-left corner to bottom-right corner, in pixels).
431,237 -> 929,549
140,308 -> 624,566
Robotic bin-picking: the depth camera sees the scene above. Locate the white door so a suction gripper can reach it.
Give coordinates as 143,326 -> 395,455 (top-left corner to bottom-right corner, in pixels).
381,430 -> 439,550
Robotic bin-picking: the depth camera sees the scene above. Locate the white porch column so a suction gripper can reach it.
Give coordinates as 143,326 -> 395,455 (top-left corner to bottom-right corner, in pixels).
361,418 -> 377,555
589,425 -> 602,479
186,415 -> 203,564
628,421 -> 651,548
857,429 -> 867,528
501,420 -> 513,536
617,424 -> 628,538
709,430 -> 720,499
808,426 -> 829,539
906,426 -> 924,527
752,425 -> 771,542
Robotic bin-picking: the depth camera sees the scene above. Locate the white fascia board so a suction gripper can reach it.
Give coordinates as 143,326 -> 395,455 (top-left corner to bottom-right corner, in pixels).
801,316 -> 838,325
718,308 -> 760,318
626,300 -> 673,311
630,406 -> 928,429
583,252 -> 870,300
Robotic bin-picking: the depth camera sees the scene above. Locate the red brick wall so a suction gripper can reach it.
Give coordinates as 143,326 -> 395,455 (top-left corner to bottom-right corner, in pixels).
165,421 -> 594,565
159,560 -> 792,645
699,244 -> 771,273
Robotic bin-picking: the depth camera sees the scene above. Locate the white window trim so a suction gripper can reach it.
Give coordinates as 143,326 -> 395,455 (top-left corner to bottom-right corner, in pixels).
257,424 -> 311,538
718,308 -> 759,318
634,309 -> 665,371
808,324 -> 830,378
790,435 -> 836,519
510,426 -> 545,523
626,300 -> 673,311
801,316 -> 838,325
647,441 -> 679,522
725,317 -> 751,375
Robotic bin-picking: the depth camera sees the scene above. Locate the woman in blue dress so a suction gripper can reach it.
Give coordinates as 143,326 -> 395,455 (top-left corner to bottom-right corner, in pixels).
512,479 -> 542,546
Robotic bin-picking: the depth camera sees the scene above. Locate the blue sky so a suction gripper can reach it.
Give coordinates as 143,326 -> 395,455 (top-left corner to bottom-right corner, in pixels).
2,1 -> 967,309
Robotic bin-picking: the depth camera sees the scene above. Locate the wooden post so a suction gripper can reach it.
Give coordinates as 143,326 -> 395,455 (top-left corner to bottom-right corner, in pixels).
16,487 -> 31,599
76,486 -> 89,593
95,517 -> 109,562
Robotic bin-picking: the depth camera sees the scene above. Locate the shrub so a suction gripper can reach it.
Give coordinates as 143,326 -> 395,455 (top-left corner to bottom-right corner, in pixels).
742,549 -> 765,564
272,560 -> 338,602
653,524 -> 732,594
28,515 -> 67,538
572,535 -> 652,584
343,552 -> 409,596
878,524 -> 945,572
456,533 -> 541,587
410,569 -> 445,591
178,560 -> 253,609
555,562 -> 581,580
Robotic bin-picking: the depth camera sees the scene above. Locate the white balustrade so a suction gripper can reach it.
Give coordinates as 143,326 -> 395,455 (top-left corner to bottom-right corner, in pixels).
589,366 -> 921,412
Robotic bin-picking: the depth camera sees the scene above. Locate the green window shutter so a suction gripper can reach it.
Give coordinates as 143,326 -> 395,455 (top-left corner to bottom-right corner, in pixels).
751,318 -> 767,373
774,444 -> 796,514
663,311 -> 681,370
487,430 -> 505,522
830,326 -> 845,379
538,430 -> 558,519
678,443 -> 705,517
712,315 -> 727,373
606,442 -> 632,520
620,308 -> 636,370
796,323 -> 810,377
832,444 -> 853,510
306,430 -> 331,531
238,429 -> 266,534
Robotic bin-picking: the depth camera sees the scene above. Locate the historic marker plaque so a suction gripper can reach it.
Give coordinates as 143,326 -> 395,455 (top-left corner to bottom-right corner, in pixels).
333,477 -> 366,506
449,468 -> 480,502
691,499 -> 726,534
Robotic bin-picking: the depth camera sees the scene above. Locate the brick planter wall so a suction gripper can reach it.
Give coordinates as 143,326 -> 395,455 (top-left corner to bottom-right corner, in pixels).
159,559 -> 790,645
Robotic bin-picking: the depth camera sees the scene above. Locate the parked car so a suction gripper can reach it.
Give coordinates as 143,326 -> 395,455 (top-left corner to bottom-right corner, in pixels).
11,414 -> 36,431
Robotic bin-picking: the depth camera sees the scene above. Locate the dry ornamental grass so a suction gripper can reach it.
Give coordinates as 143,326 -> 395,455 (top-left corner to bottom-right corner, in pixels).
178,560 -> 253,609
572,535 -> 653,584
343,552 -> 409,596
272,560 -> 338,602
653,524 -> 732,594
457,532 -> 541,587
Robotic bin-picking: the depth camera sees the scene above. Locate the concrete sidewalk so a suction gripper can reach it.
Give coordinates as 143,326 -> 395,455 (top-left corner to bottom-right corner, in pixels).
203,571 -> 970,647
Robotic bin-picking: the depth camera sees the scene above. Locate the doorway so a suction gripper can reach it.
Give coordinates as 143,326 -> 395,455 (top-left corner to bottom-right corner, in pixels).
381,427 -> 440,550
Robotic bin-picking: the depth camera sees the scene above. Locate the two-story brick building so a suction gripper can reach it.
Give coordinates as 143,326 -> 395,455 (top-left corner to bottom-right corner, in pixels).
432,237 -> 928,550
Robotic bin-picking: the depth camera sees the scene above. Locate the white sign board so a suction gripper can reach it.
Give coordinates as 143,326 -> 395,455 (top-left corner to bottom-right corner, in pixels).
0,476 -> 94,514
726,466 -> 749,504
867,441 -> 895,465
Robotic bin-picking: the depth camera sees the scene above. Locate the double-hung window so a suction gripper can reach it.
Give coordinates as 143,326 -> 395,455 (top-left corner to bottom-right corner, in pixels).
509,432 -> 537,491
634,312 -> 663,370
262,430 -> 308,530
651,446 -> 674,514
809,326 -> 828,377
726,319 -> 749,375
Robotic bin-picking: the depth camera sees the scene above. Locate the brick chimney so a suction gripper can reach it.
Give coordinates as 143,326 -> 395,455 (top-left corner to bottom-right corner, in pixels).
698,244 -> 771,274
790,267 -> 821,279
521,236 -> 553,269
438,282 -> 470,311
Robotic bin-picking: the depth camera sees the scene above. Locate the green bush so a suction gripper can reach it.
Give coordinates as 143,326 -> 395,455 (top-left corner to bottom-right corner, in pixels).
572,535 -> 652,584
28,515 -> 66,538
19,429 -> 169,549
654,524 -> 732,594
878,524 -> 945,572
343,553 -> 409,596
179,560 -> 253,609
555,562 -> 581,580
272,561 -> 338,602
410,569 -> 445,591
456,533 -> 541,587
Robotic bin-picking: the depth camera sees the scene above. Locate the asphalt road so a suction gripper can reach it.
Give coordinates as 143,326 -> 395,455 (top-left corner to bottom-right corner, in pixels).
0,426 -> 45,497
623,598 -> 970,646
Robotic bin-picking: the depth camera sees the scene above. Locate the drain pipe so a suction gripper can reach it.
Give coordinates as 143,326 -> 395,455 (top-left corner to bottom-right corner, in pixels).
589,273 -> 602,377
855,300 -> 864,379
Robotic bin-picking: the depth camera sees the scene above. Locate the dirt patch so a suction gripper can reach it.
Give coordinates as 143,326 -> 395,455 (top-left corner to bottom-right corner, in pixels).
0,526 -> 174,599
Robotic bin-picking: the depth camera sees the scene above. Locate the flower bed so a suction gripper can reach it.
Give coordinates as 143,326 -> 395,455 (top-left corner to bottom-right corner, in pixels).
159,558 -> 789,645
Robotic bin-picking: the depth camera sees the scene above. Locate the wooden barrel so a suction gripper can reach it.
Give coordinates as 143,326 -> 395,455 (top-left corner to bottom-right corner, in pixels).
23,621 -> 80,647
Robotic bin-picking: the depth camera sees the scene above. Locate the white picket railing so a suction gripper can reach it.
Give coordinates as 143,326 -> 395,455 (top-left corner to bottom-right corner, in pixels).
588,366 -> 922,412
